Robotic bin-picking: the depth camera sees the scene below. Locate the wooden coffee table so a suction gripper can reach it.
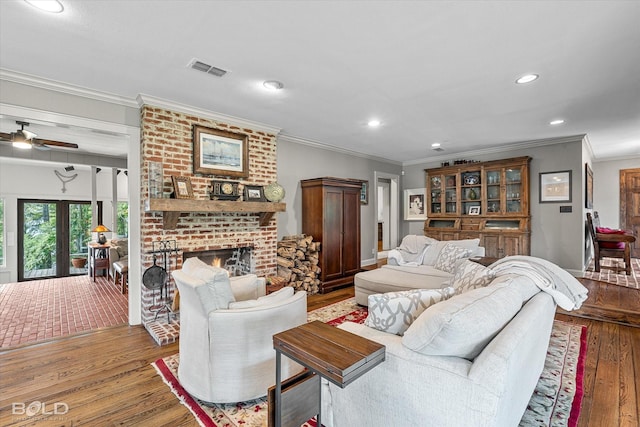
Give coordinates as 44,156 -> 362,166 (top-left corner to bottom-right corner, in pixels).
272,320 -> 385,427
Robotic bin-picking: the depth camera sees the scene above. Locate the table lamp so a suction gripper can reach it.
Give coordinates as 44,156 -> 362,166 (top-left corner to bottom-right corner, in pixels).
93,225 -> 111,244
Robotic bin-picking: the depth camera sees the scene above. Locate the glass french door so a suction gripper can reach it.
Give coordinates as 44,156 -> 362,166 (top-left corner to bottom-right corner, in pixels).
18,199 -> 101,281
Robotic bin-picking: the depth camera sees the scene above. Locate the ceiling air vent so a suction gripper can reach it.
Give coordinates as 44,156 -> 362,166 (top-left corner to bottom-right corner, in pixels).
188,58 -> 227,77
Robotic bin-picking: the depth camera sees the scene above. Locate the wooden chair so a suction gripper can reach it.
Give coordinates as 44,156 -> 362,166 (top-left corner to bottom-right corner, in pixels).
586,212 -> 636,275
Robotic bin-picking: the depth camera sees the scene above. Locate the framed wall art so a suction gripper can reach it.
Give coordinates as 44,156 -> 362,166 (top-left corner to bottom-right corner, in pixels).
539,170 -> 572,203
193,125 -> 249,178
171,175 -> 194,199
585,163 -> 593,209
404,188 -> 427,220
243,185 -> 265,202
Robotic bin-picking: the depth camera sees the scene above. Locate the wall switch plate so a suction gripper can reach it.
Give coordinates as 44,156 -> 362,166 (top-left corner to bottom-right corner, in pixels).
560,206 -> 572,213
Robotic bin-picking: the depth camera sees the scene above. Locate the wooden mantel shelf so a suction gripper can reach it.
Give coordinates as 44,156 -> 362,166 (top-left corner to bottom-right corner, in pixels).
144,198 -> 286,229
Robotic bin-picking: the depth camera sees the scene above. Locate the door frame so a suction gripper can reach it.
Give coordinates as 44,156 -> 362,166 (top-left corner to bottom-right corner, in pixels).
17,199 -> 102,281
373,171 -> 400,259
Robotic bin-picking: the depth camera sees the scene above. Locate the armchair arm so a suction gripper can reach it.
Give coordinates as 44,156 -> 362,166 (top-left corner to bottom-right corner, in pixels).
230,274 -> 267,300
595,232 -> 636,243
108,247 -> 120,262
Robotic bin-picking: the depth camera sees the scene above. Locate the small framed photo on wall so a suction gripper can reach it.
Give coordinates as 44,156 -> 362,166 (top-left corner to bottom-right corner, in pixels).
404,188 -> 427,220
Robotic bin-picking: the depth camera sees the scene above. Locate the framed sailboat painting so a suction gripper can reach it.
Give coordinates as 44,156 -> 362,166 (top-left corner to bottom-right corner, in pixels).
193,125 -> 249,177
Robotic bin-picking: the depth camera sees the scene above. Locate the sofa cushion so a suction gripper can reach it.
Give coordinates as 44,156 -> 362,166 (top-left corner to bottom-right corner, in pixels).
422,238 -> 481,265
364,288 -> 453,336
110,238 -> 128,257
596,226 -> 626,249
434,243 -> 472,273
228,286 -> 294,309
448,259 -> 495,295
402,279 -> 525,359
182,257 -> 235,309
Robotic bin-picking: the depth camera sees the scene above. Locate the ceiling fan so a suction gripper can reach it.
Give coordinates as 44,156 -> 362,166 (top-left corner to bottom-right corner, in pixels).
0,121 -> 79,151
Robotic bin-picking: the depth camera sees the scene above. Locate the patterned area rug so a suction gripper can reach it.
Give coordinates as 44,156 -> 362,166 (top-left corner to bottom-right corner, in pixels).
582,257 -> 639,289
153,298 -> 586,427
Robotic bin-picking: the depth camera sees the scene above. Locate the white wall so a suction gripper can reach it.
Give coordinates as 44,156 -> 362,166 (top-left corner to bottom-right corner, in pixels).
276,137 -> 402,265
401,136 -> 587,272
0,160 -> 127,283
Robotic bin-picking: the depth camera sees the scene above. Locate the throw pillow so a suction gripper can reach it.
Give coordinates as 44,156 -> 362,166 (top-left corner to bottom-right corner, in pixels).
449,259 -> 495,295
434,243 -> 472,273
228,286 -> 294,309
402,280 -> 523,359
364,289 -> 452,335
595,226 -> 626,249
182,257 -> 235,309
422,238 -> 481,265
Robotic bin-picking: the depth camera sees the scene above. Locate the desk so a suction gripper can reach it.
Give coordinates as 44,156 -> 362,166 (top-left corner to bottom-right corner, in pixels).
89,243 -> 110,282
272,321 -> 385,427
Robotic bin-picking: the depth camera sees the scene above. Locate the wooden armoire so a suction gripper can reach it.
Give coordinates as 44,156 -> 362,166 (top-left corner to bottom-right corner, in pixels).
301,177 -> 363,293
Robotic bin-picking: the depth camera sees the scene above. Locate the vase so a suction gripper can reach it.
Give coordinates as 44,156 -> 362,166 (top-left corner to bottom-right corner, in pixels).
468,188 -> 477,200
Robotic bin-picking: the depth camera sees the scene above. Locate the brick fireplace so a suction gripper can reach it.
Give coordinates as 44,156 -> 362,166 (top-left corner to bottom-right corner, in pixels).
140,104 -> 280,344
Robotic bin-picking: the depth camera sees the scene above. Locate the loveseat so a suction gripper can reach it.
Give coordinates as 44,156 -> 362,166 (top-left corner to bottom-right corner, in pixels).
322,256 -> 589,427
354,235 -> 485,305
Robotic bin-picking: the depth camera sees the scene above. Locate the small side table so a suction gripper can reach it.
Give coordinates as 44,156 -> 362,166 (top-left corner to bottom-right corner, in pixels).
89,243 -> 110,282
272,320 -> 385,427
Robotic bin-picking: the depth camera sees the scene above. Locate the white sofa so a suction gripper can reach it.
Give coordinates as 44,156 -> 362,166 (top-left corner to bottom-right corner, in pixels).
322,273 -> 557,427
355,236 -> 485,305
172,258 -> 307,403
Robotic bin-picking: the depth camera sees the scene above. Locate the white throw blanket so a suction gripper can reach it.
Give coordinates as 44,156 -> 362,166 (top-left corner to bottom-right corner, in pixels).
489,256 -> 588,310
387,235 -> 436,267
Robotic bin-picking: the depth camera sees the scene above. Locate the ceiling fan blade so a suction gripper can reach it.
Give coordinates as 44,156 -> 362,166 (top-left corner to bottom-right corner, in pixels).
0,131 -> 13,141
33,138 -> 79,149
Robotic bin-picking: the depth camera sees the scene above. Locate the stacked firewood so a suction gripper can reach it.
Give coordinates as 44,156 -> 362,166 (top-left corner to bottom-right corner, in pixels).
276,234 -> 321,294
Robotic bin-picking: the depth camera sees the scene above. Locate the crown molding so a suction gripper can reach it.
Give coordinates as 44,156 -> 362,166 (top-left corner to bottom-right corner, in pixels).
278,133 -> 402,165
402,134 -> 588,166
0,68 -> 139,108
136,94 -> 282,136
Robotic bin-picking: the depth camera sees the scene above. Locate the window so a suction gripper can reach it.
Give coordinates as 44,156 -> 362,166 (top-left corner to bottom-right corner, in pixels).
117,202 -> 129,237
0,198 -> 4,266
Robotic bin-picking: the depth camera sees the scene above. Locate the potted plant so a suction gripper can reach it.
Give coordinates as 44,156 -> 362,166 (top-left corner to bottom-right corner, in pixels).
71,256 -> 87,268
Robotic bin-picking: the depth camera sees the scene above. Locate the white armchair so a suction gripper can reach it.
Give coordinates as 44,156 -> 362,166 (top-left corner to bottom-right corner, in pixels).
172,261 -> 307,403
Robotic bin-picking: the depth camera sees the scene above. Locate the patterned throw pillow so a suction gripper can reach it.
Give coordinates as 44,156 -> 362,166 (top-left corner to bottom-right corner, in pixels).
434,243 -> 471,273
364,288 -> 452,336
450,259 -> 495,295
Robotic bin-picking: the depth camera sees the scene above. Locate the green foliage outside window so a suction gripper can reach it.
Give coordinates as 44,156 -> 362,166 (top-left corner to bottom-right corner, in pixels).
69,203 -> 92,256
117,202 -> 128,237
23,202 -> 57,271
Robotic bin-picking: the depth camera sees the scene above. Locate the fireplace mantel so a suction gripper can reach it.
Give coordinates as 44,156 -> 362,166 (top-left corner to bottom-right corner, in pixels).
144,198 -> 286,229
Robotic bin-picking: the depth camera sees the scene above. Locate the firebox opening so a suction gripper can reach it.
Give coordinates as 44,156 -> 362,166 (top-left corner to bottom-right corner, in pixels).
183,246 -> 254,276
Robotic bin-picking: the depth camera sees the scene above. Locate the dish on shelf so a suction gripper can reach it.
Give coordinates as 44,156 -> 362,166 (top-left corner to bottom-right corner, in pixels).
464,175 -> 480,185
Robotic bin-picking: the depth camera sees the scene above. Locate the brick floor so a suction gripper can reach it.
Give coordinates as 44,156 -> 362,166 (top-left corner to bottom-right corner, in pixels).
0,275 -> 128,348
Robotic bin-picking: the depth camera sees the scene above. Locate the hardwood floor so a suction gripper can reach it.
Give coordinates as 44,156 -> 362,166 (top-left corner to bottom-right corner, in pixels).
0,282 -> 637,426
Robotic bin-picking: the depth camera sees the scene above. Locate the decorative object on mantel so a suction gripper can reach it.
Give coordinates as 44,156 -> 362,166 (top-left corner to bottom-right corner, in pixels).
192,124 -> 249,178
264,181 -> 285,202
171,176 -> 194,199
243,185 -> 266,202
149,161 -> 164,198
210,180 -> 240,201
93,224 -> 110,244
54,169 -> 78,193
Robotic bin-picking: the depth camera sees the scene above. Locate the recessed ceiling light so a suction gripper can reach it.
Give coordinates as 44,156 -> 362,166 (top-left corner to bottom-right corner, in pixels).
431,143 -> 441,148
367,120 -> 381,127
24,0 -> 64,13
549,119 -> 565,125
263,80 -> 284,91
516,74 -> 539,84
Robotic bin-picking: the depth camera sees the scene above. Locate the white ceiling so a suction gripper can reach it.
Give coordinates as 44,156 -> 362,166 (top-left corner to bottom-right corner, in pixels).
1,0 -> 639,163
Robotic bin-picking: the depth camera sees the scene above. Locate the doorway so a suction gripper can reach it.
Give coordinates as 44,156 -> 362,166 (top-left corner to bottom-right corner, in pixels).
620,168 -> 640,258
374,172 -> 400,259
18,199 -> 103,281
